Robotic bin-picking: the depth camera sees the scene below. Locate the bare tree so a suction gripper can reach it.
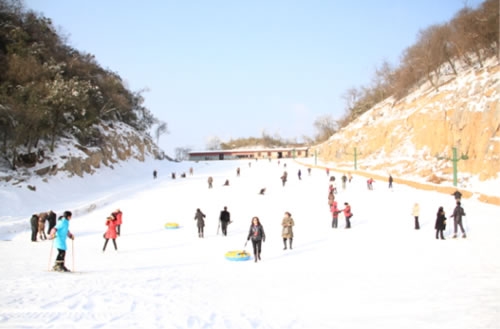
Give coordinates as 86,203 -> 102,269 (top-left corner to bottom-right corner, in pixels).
313,114 -> 338,143
154,121 -> 169,145
206,136 -> 221,150
175,147 -> 191,161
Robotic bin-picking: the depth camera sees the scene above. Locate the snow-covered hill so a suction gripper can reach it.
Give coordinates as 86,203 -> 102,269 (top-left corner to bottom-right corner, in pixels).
316,57 -> 499,199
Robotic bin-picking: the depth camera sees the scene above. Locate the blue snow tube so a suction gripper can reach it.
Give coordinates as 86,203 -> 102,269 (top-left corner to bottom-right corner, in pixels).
225,250 -> 251,261
164,222 -> 180,229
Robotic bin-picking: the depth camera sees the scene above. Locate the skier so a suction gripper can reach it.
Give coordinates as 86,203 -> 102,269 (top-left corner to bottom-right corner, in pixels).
102,215 -> 118,252
194,208 -> 206,238
219,206 -> 231,236
450,201 -> 467,238
341,174 -> 347,190
434,206 -> 446,240
330,200 -> 340,228
236,167 -> 240,177
50,211 -> 74,272
153,170 -> 157,179
207,176 -> 213,189
247,216 -> 266,263
388,175 -> 393,189
281,211 -> 294,250
297,169 -> 302,180
412,203 -> 420,230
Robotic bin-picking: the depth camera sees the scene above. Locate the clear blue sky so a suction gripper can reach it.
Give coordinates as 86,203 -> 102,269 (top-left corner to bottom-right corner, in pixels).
25,0 -> 484,155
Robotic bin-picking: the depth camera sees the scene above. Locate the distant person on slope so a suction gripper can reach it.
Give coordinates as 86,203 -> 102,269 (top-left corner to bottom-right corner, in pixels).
330,200 -> 340,229
452,190 -> 462,201
219,206 -> 231,236
194,208 -> 206,238
412,203 -> 420,230
46,210 -> 57,235
450,201 -> 467,239
207,176 -> 213,189
30,214 -> 39,242
247,216 -> 266,263
281,211 -> 295,250
112,209 -> 123,236
342,202 -> 353,229
50,211 -> 74,272
434,206 -> 447,240
102,215 -> 118,252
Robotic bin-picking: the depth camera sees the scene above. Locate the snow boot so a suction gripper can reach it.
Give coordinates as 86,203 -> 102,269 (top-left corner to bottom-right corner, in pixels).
283,238 -> 287,250
289,239 -> 293,250
53,261 -> 64,272
254,253 -> 258,263
462,233 -> 467,239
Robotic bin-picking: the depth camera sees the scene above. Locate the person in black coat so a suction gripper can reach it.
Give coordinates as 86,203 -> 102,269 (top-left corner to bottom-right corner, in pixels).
30,214 -> 39,242
247,216 -> 266,263
219,206 -> 231,236
434,206 -> 446,240
46,210 -> 57,235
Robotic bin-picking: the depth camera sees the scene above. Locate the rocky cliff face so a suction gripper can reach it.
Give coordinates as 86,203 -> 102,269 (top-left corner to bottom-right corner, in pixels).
316,57 -> 499,188
0,121 -> 165,185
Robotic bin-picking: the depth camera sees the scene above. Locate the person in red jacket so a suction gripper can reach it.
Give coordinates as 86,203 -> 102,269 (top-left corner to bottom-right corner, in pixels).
112,209 -> 123,236
342,202 -> 352,229
102,215 -> 118,252
330,200 -> 340,228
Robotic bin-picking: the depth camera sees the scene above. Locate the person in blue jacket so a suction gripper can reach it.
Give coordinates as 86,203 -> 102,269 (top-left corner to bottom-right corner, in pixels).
50,211 -> 74,272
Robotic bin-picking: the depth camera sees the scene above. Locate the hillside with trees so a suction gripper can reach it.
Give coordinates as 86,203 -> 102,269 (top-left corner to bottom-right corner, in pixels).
334,0 -> 498,131
0,0 -> 163,172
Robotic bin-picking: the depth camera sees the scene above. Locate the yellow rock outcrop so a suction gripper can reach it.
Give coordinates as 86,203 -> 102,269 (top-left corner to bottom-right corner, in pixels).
315,57 -> 499,200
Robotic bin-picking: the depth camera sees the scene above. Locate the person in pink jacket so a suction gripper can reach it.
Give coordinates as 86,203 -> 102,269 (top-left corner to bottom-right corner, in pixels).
342,202 -> 352,229
112,209 -> 123,236
102,215 -> 118,252
330,200 -> 340,228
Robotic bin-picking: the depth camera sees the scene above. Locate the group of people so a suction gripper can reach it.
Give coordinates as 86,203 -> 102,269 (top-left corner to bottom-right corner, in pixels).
30,210 -> 57,242
32,208 -> 123,272
192,205 -> 294,263
434,198 -> 467,240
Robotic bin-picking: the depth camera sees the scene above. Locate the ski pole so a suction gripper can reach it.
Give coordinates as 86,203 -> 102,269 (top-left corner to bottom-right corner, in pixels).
48,240 -> 54,271
72,238 -> 75,272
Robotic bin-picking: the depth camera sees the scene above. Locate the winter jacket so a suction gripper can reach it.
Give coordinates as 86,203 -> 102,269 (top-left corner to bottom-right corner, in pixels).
219,210 -> 230,223
247,224 -> 266,242
435,210 -> 447,230
113,210 -> 123,225
281,216 -> 294,239
343,204 -> 352,218
104,217 -> 118,239
330,201 -> 340,218
30,214 -> 39,230
412,204 -> 420,217
194,210 -> 206,228
53,217 -> 72,250
451,205 -> 465,222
